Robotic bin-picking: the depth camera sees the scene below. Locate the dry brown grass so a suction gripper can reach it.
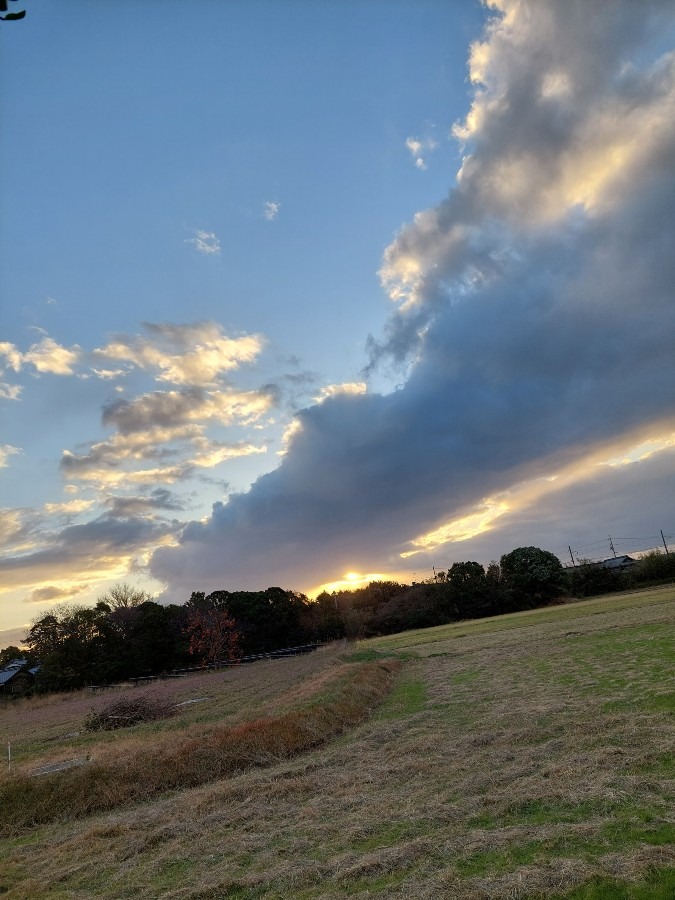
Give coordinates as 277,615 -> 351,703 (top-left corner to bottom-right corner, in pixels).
0,588 -> 673,899
0,655 -> 398,835
0,643 -> 352,776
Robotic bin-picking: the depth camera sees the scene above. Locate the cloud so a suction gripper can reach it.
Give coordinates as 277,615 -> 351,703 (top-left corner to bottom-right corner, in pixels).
24,585 -> 85,604
90,367 -> 128,380
59,383 -> 271,486
43,499 -> 96,516
185,229 -> 221,254
61,426 -> 267,486
0,383 -> 22,400
263,200 -> 281,221
0,337 -> 81,376
93,321 -> 264,386
151,0 -> 675,597
405,136 -> 438,170
59,385 -> 272,484
0,626 -> 30,650
313,382 -> 367,403
102,385 -> 273,433
0,445 -> 21,468
0,511 -> 183,594
0,508 -> 38,551
105,489 -> 185,518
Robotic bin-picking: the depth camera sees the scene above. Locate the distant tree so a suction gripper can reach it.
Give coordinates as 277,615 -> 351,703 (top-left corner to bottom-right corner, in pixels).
96,583 -> 152,610
25,599 -> 191,689
633,549 -> 675,585
499,546 -> 564,607
302,592 -> 345,642
566,559 -> 622,597
188,587 -> 310,654
0,645 -> 25,668
186,608 -> 240,665
447,561 -> 486,588
26,604 -> 103,690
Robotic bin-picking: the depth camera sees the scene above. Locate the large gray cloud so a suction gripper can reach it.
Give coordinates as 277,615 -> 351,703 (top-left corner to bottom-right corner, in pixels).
151,0 -> 675,596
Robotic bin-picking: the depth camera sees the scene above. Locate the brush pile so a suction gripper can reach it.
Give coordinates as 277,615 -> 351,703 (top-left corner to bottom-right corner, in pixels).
84,692 -> 176,731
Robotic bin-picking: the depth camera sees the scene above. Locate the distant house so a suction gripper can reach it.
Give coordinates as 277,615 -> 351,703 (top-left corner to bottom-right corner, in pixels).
0,658 -> 39,696
600,555 -> 636,571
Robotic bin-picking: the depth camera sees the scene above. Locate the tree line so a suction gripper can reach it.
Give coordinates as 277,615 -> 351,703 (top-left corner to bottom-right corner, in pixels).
4,545 -> 673,694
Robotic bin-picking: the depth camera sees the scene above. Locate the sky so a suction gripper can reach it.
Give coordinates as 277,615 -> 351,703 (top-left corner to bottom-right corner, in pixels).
1,0 -> 674,648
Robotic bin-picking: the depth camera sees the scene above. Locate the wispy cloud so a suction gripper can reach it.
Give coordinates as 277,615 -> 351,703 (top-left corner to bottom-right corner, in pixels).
185,229 -> 221,255
43,499 -> 96,516
405,136 -> 438,170
0,383 -> 22,400
0,444 -> 21,468
263,200 -> 281,221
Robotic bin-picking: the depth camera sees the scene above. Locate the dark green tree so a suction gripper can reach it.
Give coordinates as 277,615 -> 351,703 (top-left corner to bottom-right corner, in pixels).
0,645 -> 27,668
188,587 -> 311,654
499,546 -> 564,607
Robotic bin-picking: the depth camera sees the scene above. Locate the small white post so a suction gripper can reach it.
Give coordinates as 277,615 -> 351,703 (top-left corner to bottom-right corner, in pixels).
7,741 -> 11,774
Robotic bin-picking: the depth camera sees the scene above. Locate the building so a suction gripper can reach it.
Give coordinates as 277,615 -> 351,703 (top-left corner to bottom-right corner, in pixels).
0,658 -> 39,696
600,555 -> 636,571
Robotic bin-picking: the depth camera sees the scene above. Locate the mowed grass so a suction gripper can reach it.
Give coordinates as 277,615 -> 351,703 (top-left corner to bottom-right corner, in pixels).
0,650 -> 399,833
0,585 -> 673,898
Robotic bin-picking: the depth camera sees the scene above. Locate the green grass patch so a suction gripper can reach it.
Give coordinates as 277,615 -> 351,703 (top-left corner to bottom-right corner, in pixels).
449,670 -> 480,684
341,868 -> 412,895
349,821 -> 423,852
341,648 -> 417,663
630,753 -> 675,776
471,798 -> 609,828
456,819 -> 675,879
376,676 -> 426,720
456,841 -> 542,876
562,866 -> 675,899
364,586 -> 675,653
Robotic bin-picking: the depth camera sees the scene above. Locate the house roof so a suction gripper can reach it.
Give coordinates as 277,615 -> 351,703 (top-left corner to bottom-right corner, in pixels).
601,555 -> 636,569
0,659 -> 39,686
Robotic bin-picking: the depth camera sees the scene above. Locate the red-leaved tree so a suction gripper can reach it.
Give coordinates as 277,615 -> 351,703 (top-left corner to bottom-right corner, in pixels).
186,608 -> 241,666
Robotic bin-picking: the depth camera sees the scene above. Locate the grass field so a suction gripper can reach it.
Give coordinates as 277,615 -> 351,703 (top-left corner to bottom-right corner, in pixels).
0,585 -> 673,898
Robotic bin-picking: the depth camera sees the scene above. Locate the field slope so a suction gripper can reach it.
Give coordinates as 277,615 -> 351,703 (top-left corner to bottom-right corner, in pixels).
0,585 -> 673,898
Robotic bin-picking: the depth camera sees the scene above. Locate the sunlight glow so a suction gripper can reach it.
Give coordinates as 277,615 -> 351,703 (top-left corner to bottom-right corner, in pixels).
401,500 -> 510,557
602,434 -> 675,468
402,424 -> 675,559
309,571 -> 390,596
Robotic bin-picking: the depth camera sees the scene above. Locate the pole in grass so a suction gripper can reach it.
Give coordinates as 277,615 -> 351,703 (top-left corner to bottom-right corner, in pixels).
7,741 -> 11,774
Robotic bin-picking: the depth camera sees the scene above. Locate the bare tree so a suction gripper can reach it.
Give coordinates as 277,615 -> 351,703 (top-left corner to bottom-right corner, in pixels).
97,583 -> 151,611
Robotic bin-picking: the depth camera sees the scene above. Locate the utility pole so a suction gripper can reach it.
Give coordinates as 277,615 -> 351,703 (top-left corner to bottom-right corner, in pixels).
662,530 -> 670,555
568,546 -> 576,567
609,535 -> 617,558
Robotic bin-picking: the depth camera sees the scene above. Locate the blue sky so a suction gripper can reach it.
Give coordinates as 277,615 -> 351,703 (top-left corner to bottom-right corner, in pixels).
1,0 -> 675,647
